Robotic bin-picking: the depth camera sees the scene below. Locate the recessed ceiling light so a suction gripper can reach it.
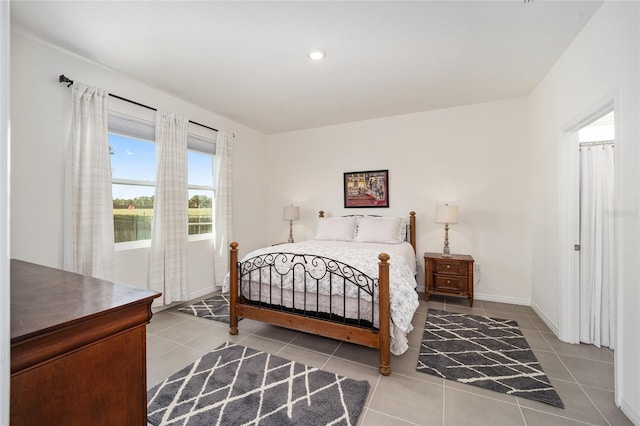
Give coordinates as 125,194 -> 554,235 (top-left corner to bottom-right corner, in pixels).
307,49 -> 326,61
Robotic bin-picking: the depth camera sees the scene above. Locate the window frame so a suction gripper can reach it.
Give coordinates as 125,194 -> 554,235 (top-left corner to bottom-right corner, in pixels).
108,112 -> 217,248
187,137 -> 216,241
109,113 -> 156,249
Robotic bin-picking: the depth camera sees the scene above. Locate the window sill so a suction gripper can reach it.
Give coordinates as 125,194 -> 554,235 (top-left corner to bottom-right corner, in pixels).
115,240 -> 151,251
188,233 -> 213,243
115,234 -> 213,251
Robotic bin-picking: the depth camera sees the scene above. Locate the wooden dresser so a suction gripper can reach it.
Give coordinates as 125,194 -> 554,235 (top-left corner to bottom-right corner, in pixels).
10,259 -> 161,426
424,252 -> 474,307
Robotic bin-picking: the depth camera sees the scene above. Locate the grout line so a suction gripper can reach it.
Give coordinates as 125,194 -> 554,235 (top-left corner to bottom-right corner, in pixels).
538,331 -> 615,366
580,382 -> 619,394
276,330 -> 302,356
555,364 -> 611,426
364,372 -> 381,412
537,332 -> 611,425
579,389 -> 611,426
443,381 -> 521,407
363,408 -> 421,426
516,398 -> 529,426
430,299 -> 613,425
321,340 -> 343,372
556,351 -> 615,366
442,381 -> 446,426
149,299 -> 621,426
147,332 -> 186,346
518,405 -> 602,426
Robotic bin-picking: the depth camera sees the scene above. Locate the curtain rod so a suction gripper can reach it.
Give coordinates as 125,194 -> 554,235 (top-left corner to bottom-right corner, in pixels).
59,74 -> 219,133
579,140 -> 614,148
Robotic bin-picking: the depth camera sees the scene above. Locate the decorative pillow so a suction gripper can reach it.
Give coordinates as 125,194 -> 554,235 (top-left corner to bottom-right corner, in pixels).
354,216 -> 403,244
314,216 -> 357,241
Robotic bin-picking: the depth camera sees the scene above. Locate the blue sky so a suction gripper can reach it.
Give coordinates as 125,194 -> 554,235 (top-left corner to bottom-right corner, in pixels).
110,134 -> 214,200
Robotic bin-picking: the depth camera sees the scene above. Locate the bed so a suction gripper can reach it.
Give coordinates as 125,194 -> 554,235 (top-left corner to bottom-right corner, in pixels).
224,211 -> 418,375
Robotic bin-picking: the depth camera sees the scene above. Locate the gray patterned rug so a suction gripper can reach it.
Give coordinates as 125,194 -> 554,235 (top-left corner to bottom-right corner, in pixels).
177,294 -> 236,324
147,342 -> 370,425
417,309 -> 564,408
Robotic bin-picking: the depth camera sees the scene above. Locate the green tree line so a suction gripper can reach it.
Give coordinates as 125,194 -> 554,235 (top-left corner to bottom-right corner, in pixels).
113,195 -> 212,209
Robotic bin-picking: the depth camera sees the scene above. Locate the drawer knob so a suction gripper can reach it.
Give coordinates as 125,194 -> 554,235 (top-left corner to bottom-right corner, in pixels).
447,280 -> 451,284
446,265 -> 451,269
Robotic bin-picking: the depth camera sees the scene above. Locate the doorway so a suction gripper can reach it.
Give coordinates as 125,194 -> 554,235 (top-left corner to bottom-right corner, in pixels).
558,104 -> 616,347
577,111 -> 615,349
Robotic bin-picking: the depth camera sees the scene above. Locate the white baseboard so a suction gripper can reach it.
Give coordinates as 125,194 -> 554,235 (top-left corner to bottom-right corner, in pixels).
474,292 -> 531,306
188,286 -> 216,300
423,291 -> 562,337
152,286 -> 216,313
418,289 -> 532,307
620,399 -> 640,426
530,300 -> 560,336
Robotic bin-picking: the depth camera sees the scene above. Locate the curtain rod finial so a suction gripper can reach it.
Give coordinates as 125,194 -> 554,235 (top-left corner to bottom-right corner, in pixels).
59,74 -> 73,87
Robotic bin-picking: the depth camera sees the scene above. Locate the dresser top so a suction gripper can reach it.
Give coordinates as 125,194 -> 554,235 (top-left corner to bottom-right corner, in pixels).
10,259 -> 160,341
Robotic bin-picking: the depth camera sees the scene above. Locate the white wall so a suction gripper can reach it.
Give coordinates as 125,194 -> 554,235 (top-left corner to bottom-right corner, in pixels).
10,30 -> 269,300
1,2 -> 10,423
528,2 -> 640,423
10,4 -> 639,421
266,98 -> 533,304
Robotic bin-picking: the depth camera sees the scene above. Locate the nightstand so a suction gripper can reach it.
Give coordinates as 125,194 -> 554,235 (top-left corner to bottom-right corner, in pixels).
424,252 -> 474,307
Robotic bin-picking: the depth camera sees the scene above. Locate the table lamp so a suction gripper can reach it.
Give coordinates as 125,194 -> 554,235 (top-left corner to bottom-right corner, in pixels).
283,205 -> 300,243
435,204 -> 458,257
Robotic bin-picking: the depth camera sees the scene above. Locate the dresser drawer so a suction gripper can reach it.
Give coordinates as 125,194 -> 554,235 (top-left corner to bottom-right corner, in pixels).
434,275 -> 468,293
435,259 -> 468,276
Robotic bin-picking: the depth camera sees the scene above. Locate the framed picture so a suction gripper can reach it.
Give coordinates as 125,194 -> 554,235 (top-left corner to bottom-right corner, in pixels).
344,169 -> 389,208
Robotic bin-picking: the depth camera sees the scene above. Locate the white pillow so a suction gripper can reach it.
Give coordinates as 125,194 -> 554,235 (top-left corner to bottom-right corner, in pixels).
398,217 -> 407,242
314,216 -> 357,241
354,216 -> 403,244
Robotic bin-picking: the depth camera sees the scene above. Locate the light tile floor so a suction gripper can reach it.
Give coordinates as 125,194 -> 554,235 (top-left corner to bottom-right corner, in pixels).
146,294 -> 632,426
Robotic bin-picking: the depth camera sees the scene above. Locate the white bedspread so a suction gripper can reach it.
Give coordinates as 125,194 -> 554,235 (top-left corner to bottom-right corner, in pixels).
223,240 -> 419,355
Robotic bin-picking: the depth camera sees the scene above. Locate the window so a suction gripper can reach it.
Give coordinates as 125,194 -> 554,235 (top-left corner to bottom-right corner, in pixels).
188,136 -> 215,237
109,113 -> 216,244
110,115 -> 156,244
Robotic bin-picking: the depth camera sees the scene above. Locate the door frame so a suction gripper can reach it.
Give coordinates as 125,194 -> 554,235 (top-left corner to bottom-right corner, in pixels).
1,2 -> 9,423
558,99 -> 615,344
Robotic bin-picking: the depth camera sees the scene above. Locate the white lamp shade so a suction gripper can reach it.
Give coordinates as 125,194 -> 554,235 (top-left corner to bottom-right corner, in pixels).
435,204 -> 458,224
283,206 -> 300,221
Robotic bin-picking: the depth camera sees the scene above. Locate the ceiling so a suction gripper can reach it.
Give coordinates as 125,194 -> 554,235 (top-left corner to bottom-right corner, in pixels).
10,1 -> 603,135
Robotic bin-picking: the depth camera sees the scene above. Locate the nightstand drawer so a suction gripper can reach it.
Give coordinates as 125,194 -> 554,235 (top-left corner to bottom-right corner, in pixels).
435,260 -> 468,276
435,275 -> 468,293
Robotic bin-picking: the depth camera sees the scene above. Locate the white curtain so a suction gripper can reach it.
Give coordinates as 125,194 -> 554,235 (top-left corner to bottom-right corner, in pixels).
63,83 -> 114,280
213,131 -> 233,287
149,111 -> 189,305
579,143 -> 615,348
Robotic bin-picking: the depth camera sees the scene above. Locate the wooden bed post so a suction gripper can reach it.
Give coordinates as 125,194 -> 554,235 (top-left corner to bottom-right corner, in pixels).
229,242 -> 239,335
409,211 -> 416,253
378,253 -> 391,376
